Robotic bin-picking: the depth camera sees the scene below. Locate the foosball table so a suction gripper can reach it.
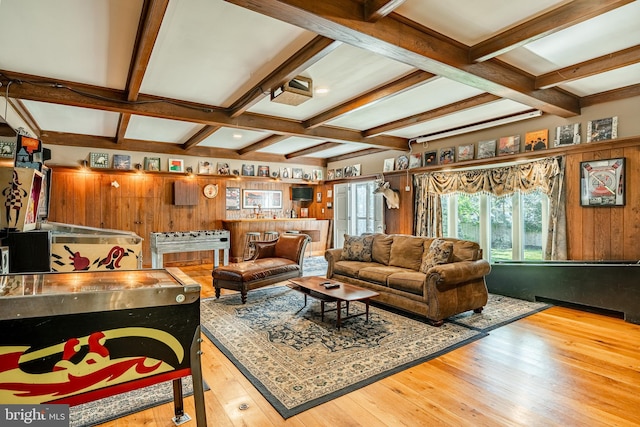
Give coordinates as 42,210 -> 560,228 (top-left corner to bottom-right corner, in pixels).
150,230 -> 230,269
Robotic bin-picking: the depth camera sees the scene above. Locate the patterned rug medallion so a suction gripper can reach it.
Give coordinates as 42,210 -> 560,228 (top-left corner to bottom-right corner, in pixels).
201,286 -> 549,419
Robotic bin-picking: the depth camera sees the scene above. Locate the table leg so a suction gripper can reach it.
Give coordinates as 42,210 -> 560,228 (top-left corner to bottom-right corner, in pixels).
213,250 -> 220,269
346,301 -> 350,315
321,301 -> 325,321
336,300 -> 342,329
365,300 -> 370,322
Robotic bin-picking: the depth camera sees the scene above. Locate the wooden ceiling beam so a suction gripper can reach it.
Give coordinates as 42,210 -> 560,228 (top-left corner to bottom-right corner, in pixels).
364,0 -> 406,22
182,125 -> 221,150
0,70 -> 407,150
228,36 -> 341,117
224,0 -> 580,118
470,0 -> 633,62
536,44 -> 640,89
238,134 -> 288,155
285,142 -> 342,159
364,92 -> 500,137
304,70 -> 437,129
115,113 -> 131,145
580,83 -> 640,108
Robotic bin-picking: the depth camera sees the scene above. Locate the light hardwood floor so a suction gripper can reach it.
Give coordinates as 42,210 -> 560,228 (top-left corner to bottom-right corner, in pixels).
98,264 -> 640,426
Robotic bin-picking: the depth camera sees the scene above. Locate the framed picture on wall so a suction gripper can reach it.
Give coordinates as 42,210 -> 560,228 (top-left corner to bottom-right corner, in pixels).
457,144 -> 474,161
90,152 -> 109,168
580,157 -> 625,207
524,129 -> 549,151
555,123 -> 581,146
477,140 -> 496,159
113,154 -> 131,170
587,116 -> 617,142
242,189 -> 283,209
498,135 -> 520,156
168,158 -> 184,173
439,147 -> 455,164
226,187 -> 240,210
423,151 -> 437,166
144,157 -> 161,171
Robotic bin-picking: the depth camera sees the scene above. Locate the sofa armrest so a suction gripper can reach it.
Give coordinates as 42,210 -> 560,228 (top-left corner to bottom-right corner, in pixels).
324,248 -> 343,278
428,259 -> 491,288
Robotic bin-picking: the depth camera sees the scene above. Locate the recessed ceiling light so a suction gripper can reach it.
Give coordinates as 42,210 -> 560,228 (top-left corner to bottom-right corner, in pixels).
315,87 -> 329,95
232,132 -> 242,139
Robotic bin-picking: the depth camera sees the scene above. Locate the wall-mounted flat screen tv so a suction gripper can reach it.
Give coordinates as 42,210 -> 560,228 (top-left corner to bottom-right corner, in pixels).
291,186 -> 313,201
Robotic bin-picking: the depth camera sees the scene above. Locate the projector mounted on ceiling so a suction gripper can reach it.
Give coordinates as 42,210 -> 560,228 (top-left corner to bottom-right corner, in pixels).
271,76 -> 313,106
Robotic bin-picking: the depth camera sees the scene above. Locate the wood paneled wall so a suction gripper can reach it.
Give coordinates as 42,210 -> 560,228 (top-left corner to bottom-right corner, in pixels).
47,168 -> 322,267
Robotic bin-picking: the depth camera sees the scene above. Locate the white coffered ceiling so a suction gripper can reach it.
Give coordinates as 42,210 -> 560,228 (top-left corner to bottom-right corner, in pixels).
0,0 -> 638,166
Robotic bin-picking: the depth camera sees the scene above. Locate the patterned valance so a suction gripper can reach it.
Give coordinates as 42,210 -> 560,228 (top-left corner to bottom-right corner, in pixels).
414,156 -> 562,197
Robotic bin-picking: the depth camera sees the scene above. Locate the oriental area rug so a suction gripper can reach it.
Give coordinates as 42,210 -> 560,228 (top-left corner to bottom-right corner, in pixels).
201,287 -> 550,419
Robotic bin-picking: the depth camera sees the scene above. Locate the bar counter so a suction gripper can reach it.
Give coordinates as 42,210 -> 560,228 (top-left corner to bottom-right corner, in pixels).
222,218 -> 330,262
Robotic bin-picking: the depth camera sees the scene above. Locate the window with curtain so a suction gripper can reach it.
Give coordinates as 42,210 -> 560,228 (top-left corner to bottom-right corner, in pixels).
414,156 -> 567,260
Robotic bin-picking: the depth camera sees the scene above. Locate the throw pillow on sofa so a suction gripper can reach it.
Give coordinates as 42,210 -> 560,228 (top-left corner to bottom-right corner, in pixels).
420,238 -> 454,273
341,234 -> 375,262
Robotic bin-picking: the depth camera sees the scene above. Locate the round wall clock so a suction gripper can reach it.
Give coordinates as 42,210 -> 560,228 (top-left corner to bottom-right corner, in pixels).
203,183 -> 219,199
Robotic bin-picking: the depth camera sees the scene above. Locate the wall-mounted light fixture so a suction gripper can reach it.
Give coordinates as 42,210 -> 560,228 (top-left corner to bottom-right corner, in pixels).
111,180 -> 120,188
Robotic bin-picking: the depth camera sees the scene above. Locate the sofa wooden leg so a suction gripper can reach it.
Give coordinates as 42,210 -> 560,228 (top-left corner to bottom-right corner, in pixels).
430,319 -> 444,327
241,291 -> 247,304
473,307 -> 484,313
215,287 -> 221,299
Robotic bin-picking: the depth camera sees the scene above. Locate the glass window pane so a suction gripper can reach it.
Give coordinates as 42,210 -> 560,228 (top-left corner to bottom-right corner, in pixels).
441,194 -> 450,237
490,195 -> 512,261
523,191 -> 544,261
457,193 -> 480,242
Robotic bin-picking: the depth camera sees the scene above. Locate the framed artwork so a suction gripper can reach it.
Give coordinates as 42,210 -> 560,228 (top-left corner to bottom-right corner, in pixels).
226,187 -> 240,210
555,123 -> 581,146
217,162 -> 230,175
280,167 -> 291,179
198,160 -> 214,174
242,189 -> 283,209
271,169 -> 279,178
168,158 -> 184,173
457,144 -> 474,161
300,208 -> 309,218
143,156 -> 160,171
335,168 -> 344,178
90,152 -> 109,168
395,154 -> 409,170
313,169 -> 323,180
316,192 -> 322,202
409,153 -> 422,169
439,147 -> 455,164
327,169 -> 335,180
241,164 -> 255,176
383,158 -> 395,172
498,135 -> 520,156
477,140 -> 496,159
292,168 -> 303,179
580,158 -> 625,207
344,164 -> 360,177
524,129 -> 549,151
0,136 -> 16,159
257,165 -> 270,177
423,151 -> 437,166
587,116 -> 617,142
113,154 -> 131,170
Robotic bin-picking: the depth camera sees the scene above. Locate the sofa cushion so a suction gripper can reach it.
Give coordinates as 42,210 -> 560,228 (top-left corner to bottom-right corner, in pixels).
387,271 -> 425,296
450,239 -> 481,261
420,238 -> 454,273
334,260 -> 379,278
341,234 -> 375,262
372,234 -> 394,265
359,265 -> 408,284
388,235 -> 425,271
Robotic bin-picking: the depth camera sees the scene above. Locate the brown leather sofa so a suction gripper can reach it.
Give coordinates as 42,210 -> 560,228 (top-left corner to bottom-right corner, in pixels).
325,233 -> 490,325
212,233 -> 309,303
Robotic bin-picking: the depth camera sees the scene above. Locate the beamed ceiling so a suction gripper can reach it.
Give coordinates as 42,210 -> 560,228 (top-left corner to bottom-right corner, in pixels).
0,0 -> 639,167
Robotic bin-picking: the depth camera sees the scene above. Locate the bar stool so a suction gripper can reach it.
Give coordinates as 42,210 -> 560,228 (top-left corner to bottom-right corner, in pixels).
243,232 -> 261,260
263,231 -> 279,241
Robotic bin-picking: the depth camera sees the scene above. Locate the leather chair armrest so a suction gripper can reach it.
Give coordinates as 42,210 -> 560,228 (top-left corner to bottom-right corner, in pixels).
324,248 -> 343,278
428,259 -> 491,287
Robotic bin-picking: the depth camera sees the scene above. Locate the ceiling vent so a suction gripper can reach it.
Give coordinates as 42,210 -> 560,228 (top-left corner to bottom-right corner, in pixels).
270,76 -> 312,106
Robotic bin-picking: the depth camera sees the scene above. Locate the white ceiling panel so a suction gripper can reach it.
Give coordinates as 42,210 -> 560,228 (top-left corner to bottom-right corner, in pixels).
0,0 -> 142,89
139,0 -> 315,107
258,137 -> 320,155
386,99 -> 534,138
501,1 -> 640,75
303,143 -> 377,159
197,126 -> 269,149
21,101 -> 119,137
125,115 -> 202,144
248,43 -> 415,121
328,77 -> 485,130
396,0 -> 569,45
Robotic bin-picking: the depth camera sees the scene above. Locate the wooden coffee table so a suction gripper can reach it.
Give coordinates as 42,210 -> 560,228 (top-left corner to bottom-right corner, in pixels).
287,276 -> 379,329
